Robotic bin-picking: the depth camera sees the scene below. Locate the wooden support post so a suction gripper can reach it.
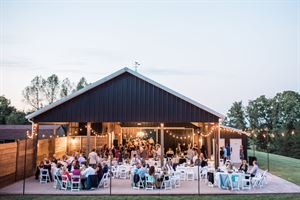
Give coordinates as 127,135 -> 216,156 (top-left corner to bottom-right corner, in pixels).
207,134 -> 212,160
155,128 -> 158,144
107,124 -> 111,148
160,123 -> 164,167
214,123 -> 220,169
80,136 -> 82,153
32,123 -> 39,173
86,122 -> 91,154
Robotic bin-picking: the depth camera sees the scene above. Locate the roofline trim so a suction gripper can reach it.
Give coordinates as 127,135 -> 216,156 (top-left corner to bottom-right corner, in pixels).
26,67 -> 224,120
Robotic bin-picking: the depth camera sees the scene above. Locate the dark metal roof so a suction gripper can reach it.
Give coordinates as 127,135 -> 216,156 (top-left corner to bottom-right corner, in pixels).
0,125 -> 65,140
28,68 -> 223,123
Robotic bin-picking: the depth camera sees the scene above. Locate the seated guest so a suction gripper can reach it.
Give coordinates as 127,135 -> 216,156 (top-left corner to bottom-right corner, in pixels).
44,158 -> 53,182
55,163 -> 63,180
193,153 -> 198,164
166,148 -> 174,158
147,166 -> 155,187
81,163 -> 95,190
225,160 -> 233,171
137,163 -> 146,181
200,153 -> 208,167
81,164 -> 96,178
194,154 -> 201,166
132,164 -> 138,175
249,160 -> 259,177
131,154 -> 140,165
71,162 -> 81,177
239,159 -> 248,173
187,147 -> 194,162
51,154 -> 58,164
102,162 -> 109,174
68,159 -> 77,172
66,154 -> 75,165
35,161 -> 44,180
61,166 -> 71,181
95,163 -> 104,183
78,154 -> 86,165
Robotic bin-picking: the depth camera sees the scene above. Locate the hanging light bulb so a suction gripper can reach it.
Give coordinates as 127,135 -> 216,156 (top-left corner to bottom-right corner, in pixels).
291,130 -> 295,135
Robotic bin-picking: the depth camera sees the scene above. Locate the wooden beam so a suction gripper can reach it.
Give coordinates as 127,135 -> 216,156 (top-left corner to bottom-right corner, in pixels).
86,122 -> 91,154
214,123 -> 220,169
32,123 -> 39,173
160,123 -> 164,167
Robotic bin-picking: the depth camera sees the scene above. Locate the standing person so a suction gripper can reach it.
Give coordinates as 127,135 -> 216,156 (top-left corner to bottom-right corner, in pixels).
220,147 -> 224,160
88,149 -> 98,168
223,146 -> 228,164
187,146 -> 194,162
240,145 -> 244,161
200,145 -> 207,159
226,144 -> 231,161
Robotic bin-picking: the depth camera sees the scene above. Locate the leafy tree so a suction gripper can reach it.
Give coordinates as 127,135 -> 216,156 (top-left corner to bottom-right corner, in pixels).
76,77 -> 88,91
0,96 -> 16,124
23,76 -> 45,110
246,95 -> 273,131
6,111 -> 28,124
223,101 -> 246,130
271,91 -> 300,131
60,78 -> 74,98
43,74 -> 60,104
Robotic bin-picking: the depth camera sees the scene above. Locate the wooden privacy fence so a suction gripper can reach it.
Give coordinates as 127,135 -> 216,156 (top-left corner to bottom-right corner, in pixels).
0,136 -> 107,188
0,137 -> 67,188
0,139 -> 33,188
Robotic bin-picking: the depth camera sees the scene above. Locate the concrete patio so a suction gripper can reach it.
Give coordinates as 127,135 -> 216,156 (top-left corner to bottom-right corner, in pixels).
1,172 -> 300,195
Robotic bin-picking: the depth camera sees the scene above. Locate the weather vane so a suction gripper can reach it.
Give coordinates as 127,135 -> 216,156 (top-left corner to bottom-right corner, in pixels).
134,61 -> 140,72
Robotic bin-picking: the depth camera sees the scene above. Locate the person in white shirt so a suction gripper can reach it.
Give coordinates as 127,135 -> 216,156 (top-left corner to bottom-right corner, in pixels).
88,149 -> 98,168
192,153 -> 198,164
81,164 -> 96,178
78,154 -> 86,165
187,147 -> 194,161
131,154 -> 140,165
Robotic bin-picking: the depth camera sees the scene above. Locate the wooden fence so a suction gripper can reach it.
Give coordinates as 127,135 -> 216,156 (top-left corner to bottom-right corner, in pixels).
0,136 -> 107,188
0,139 -> 33,188
0,137 -> 67,188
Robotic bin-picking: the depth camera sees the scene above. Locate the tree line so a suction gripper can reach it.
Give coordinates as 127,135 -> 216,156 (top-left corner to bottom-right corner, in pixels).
23,75 -> 89,110
223,90 -> 300,159
0,75 -> 89,124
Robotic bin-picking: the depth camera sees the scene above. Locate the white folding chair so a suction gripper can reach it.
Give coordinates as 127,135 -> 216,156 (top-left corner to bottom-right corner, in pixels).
71,175 -> 81,191
54,173 -> 63,189
230,174 -> 240,191
200,167 -> 208,182
138,175 -> 145,189
162,175 -> 172,190
242,174 -> 251,190
98,173 -> 109,188
39,168 -> 50,184
118,166 -> 127,179
111,166 -> 117,178
186,168 -> 194,181
177,167 -> 186,181
145,175 -> 155,190
171,172 -> 181,188
61,175 -> 71,190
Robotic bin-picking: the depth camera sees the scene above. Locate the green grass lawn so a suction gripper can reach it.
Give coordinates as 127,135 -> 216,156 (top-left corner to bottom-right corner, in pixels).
0,195 -> 300,200
248,150 -> 300,185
